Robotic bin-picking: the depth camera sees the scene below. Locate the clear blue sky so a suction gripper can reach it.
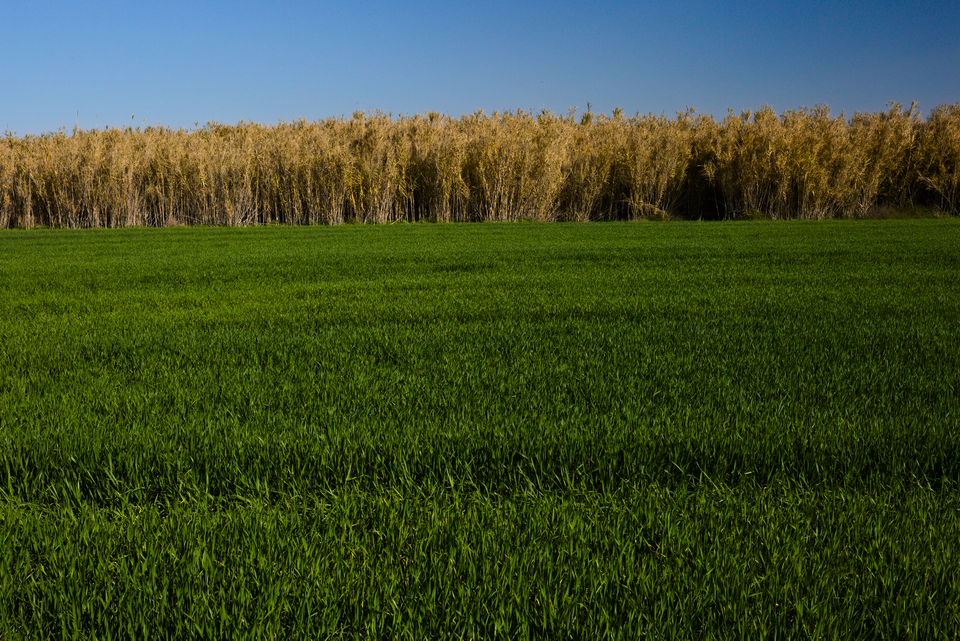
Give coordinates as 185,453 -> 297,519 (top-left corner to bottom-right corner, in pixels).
3,0 -> 958,135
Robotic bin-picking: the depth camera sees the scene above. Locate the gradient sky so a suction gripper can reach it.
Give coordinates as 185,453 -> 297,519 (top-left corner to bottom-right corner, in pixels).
3,0 -> 959,135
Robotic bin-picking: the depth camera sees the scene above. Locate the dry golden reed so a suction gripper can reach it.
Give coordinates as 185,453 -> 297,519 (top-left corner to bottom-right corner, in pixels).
1,103 -> 957,228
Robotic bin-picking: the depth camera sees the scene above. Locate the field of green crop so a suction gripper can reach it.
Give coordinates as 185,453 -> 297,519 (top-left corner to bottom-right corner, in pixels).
1,220 -> 959,638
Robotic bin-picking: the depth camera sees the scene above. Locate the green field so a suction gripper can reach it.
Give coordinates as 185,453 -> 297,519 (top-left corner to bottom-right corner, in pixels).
1,220 -> 959,638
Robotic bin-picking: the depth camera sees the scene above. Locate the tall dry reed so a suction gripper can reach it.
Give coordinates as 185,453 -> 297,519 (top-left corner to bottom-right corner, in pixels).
1,103 -> 957,228
918,104 -> 960,213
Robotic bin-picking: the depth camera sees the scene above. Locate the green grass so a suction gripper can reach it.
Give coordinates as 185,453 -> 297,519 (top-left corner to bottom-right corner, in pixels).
1,220 -> 959,638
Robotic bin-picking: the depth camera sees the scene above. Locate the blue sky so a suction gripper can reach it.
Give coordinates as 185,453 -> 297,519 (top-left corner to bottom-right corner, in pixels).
3,0 -> 959,135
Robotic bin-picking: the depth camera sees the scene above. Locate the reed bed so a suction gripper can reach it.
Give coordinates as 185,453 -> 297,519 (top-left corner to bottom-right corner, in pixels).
2,103 -> 958,227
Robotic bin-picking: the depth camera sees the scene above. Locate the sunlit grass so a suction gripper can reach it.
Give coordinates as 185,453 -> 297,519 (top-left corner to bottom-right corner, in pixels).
1,220 -> 958,638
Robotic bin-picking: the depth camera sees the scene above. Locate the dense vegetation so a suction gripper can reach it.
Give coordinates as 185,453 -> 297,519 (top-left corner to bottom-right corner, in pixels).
2,103 -> 959,228
1,221 -> 959,638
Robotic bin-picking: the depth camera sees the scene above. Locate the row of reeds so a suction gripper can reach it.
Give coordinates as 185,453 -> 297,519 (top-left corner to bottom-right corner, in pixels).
1,103 -> 958,227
